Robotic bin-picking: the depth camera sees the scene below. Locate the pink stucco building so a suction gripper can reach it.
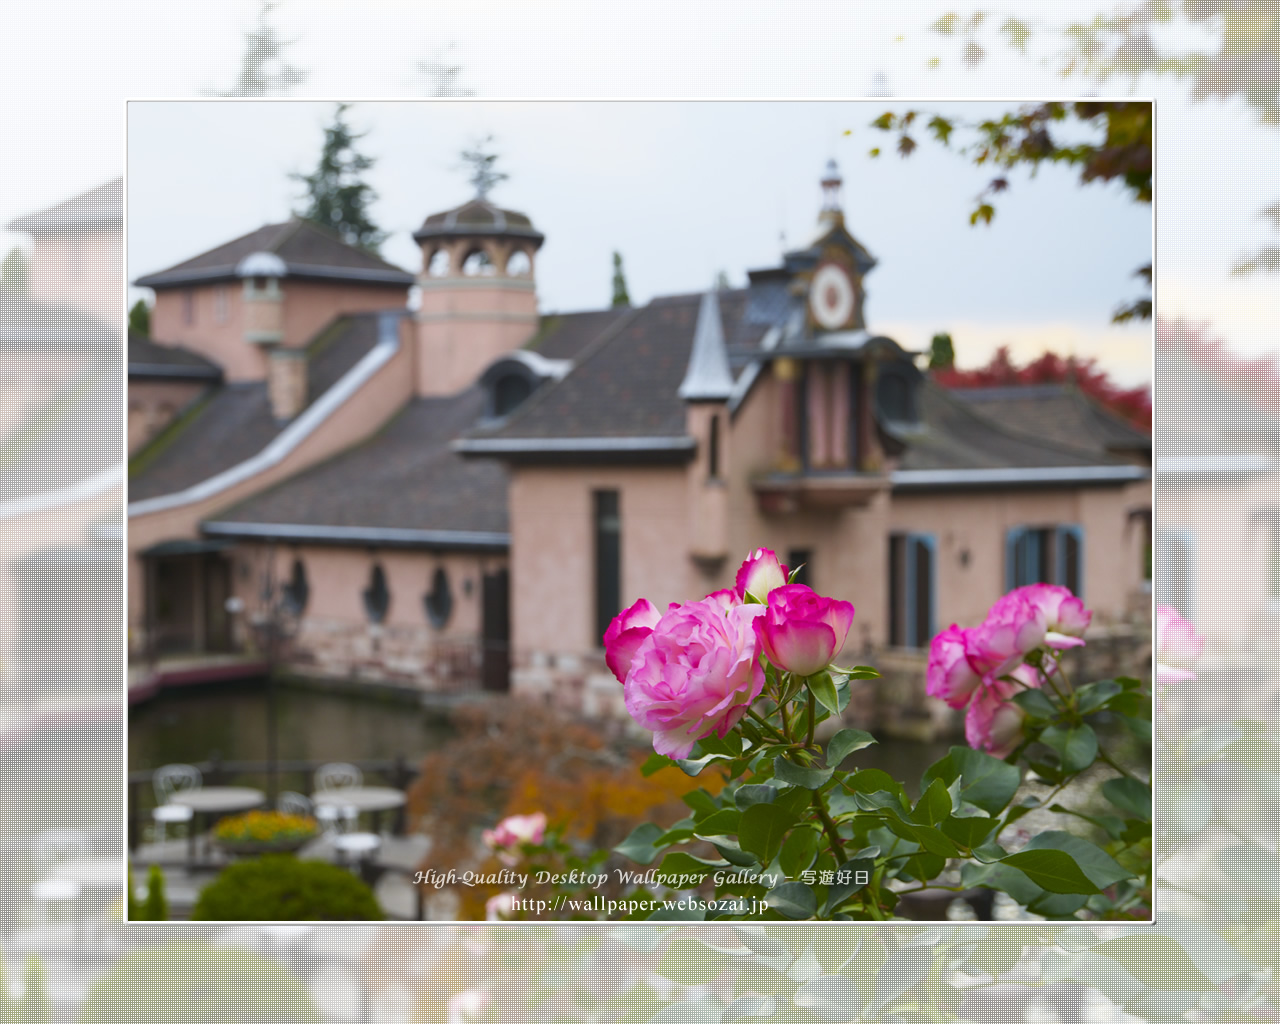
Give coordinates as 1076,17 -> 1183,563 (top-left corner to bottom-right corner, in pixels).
127,165 -> 1152,726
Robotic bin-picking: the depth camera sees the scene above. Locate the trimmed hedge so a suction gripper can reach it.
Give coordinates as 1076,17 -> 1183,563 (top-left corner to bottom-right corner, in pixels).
191,855 -> 383,921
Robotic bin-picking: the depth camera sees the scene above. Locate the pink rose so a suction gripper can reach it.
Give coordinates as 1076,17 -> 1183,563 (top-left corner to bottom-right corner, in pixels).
964,680 -> 1025,757
624,594 -> 766,759
485,893 -> 515,921
603,598 -> 663,684
482,812 -> 547,851
1001,584 -> 1092,649
927,624 -> 983,709
966,591 -> 1048,679
735,548 -> 790,602
754,584 -> 855,677
1156,605 -> 1203,685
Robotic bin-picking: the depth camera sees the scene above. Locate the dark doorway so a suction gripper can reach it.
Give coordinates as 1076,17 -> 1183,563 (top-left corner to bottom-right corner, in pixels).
481,568 -> 511,693
145,543 -> 233,654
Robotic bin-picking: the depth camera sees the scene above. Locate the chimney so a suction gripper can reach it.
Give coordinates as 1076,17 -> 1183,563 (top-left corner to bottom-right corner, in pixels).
267,347 -> 307,420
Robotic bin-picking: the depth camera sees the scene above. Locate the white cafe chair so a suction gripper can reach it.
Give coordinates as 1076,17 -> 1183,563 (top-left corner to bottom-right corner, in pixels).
152,763 -> 201,846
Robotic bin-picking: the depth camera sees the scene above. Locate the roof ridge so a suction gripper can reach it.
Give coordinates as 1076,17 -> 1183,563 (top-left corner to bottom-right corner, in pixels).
269,218 -> 307,252
922,377 -> 1124,466
472,306 -> 646,436
1068,386 -> 1151,441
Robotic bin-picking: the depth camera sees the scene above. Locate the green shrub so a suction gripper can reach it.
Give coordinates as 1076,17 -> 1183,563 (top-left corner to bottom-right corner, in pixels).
143,864 -> 167,921
191,855 -> 383,921
80,942 -> 320,1023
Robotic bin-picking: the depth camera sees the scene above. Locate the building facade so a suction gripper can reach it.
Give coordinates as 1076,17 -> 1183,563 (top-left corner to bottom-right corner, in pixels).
127,166 -> 1152,726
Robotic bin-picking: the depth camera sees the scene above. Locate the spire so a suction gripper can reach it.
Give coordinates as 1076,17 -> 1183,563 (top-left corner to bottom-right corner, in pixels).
679,288 -> 734,402
819,158 -> 844,228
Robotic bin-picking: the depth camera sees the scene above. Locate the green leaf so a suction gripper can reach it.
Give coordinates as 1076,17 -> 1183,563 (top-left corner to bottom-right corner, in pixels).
827,728 -> 877,768
1039,724 -> 1098,774
832,664 -> 881,680
683,788 -> 721,820
794,975 -> 864,1020
883,817 -> 960,859
921,747 -> 1021,816
641,753 -> 674,777
870,942 -> 936,1015
614,823 -> 665,865
808,671 -> 841,715
708,838 -> 759,868
1075,679 -> 1122,715
940,813 -> 998,850
1182,723 -> 1242,764
1010,688 -> 1057,720
774,786 -> 815,819
738,803 -> 798,864
696,732 -> 744,758
735,785 -> 776,809
1100,777 -> 1151,821
1117,713 -> 1152,744
912,778 -> 953,827
646,994 -> 720,1021
970,203 -> 995,227
1021,831 -> 1134,889
927,115 -> 954,145
1000,849 -> 1101,895
674,751 -> 733,777
767,882 -> 817,920
657,939 -> 743,984
845,768 -> 908,808
773,755 -> 834,790
693,808 -> 742,837
779,828 -> 819,878
657,851 -> 727,889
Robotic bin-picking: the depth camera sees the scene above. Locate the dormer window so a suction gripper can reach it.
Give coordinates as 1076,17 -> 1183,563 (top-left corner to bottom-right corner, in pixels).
797,360 -> 856,471
875,360 -> 919,427
493,373 -> 533,417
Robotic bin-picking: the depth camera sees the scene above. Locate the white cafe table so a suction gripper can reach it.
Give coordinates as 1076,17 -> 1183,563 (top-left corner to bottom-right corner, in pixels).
312,787 -> 406,834
168,787 -> 266,862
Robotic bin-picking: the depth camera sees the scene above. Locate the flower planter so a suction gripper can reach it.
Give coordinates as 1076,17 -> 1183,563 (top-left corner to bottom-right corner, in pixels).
216,836 -> 314,857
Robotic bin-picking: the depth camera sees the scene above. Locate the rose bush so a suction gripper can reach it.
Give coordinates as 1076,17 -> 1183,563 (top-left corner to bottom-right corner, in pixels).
588,550 -> 1155,922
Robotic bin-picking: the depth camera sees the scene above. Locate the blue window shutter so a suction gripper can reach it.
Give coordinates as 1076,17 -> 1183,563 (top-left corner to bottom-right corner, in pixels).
1056,525 -> 1085,598
1006,527 -> 1025,591
917,533 -> 937,645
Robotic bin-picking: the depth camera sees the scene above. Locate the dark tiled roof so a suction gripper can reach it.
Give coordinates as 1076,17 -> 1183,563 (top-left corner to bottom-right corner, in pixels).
0,353 -> 122,501
413,199 -> 543,245
524,308 -> 631,361
134,219 -> 415,289
127,333 -> 222,379
474,290 -> 768,441
208,388 -> 508,537
128,314 -> 383,501
6,177 -> 122,233
898,380 -> 1129,472
952,386 -> 1151,457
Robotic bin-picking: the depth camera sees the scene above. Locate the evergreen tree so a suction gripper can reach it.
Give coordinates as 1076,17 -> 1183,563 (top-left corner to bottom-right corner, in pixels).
715,269 -> 732,291
144,864 -> 168,922
126,868 -> 141,921
128,299 -> 150,338
928,331 -> 955,370
212,1 -> 307,98
413,43 -> 473,98
1,248 -> 27,293
292,103 -> 386,255
611,252 -> 630,307
459,136 -> 508,200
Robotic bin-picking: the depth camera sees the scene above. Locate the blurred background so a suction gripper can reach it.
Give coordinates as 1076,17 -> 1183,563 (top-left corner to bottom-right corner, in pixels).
0,1 -> 1274,1021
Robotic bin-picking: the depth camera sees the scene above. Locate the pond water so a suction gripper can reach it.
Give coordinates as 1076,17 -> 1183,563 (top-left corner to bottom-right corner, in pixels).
128,675 -> 953,796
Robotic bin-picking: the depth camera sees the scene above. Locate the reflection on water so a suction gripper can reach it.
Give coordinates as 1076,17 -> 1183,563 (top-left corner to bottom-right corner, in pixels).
128,675 -> 953,796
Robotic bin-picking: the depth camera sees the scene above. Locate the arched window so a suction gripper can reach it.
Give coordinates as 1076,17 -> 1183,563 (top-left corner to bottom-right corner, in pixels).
362,564 -> 390,624
493,373 -> 534,417
423,566 -> 453,629
282,558 -> 309,615
506,250 -> 531,276
462,248 -> 495,277
427,249 -> 450,277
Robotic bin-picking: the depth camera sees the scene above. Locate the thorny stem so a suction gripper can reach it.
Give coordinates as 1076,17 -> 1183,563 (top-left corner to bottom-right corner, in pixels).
806,688 -> 816,749
746,707 -> 789,744
812,791 -> 847,865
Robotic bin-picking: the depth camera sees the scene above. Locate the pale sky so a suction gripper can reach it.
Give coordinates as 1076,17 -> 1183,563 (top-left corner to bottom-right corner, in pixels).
125,100 -> 1152,384
3,1 -> 1276,387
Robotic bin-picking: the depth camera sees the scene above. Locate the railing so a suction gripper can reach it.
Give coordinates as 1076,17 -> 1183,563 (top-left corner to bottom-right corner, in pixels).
127,755 -> 421,852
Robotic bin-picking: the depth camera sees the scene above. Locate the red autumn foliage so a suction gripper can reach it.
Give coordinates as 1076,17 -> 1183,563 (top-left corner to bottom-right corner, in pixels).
935,344 -> 1151,431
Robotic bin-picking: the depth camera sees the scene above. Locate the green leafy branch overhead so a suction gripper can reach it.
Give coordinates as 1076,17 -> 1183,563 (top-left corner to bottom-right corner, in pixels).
861,102 -> 1152,323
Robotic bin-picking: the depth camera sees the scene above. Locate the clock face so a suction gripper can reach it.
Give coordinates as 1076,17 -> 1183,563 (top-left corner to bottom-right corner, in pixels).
810,263 -> 855,330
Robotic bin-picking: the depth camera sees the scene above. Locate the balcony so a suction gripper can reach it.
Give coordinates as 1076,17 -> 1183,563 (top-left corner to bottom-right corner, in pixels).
751,469 -> 890,514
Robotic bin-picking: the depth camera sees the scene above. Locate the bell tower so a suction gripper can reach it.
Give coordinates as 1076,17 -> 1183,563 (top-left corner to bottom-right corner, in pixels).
412,196 -> 545,396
